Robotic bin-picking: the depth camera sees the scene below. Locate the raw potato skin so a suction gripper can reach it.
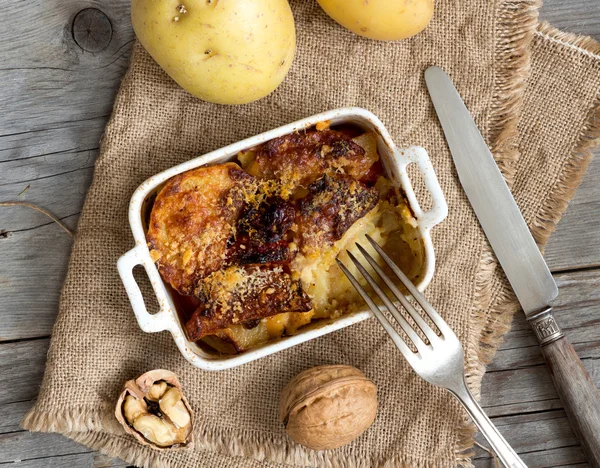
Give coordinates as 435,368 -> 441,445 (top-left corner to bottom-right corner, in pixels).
317,0 -> 434,41
131,0 -> 296,104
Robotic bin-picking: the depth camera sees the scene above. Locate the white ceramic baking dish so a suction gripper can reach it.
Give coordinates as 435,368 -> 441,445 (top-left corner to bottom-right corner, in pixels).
117,107 -> 447,370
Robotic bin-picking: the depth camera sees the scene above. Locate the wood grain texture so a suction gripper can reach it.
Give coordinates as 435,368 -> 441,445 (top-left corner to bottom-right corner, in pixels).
545,158 -> 600,271
72,8 -> 113,53
0,0 -> 598,466
538,0 -> 600,272
0,432 -> 90,464
0,339 -> 49,405
488,268 -> 600,372
0,117 -> 107,163
539,0 -> 600,40
0,339 -> 131,467
0,220 -> 76,340
0,1 -> 134,136
0,453 -> 130,468
476,443 -> 589,468
481,358 -> 600,416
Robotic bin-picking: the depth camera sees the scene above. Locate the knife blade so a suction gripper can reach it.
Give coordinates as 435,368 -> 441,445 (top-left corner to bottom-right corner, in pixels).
424,65 -> 557,317
425,65 -> 600,466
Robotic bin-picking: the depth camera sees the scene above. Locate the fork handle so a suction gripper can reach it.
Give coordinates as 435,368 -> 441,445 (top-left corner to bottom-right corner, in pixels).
451,379 -> 526,468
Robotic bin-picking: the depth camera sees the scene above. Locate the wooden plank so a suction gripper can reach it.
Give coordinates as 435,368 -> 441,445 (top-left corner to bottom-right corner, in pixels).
546,156 -> 600,271
0,452 -> 130,468
482,365 -> 560,412
0,403 -> 90,466
482,397 -> 566,419
479,268 -> 600,419
0,65 -> 129,139
0,220 -> 75,340
0,171 -> 91,231
1,401 -> 34,434
0,150 -> 96,186
0,0 -> 134,136
478,410 -> 579,455
540,0 -> 600,40
0,143 -> 95,232
475,445 -> 588,468
0,339 -> 49,405
0,1 -> 133,68
0,432 -> 91,464
92,453 -> 132,468
535,0 -> 600,272
0,117 -> 106,163
468,408 -> 590,467
0,339 -> 130,467
489,339 -> 600,376
480,358 -> 600,418
488,268 -> 600,371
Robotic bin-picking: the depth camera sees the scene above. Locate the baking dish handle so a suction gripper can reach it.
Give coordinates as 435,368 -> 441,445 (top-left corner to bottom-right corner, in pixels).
117,246 -> 174,333
393,146 -> 448,228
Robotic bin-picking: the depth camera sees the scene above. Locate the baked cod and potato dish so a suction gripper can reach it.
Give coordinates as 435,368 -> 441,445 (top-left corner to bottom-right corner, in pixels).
145,124 -> 424,354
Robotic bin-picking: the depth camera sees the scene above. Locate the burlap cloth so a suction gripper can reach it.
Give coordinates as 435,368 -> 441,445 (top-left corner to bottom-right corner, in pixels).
22,0 -> 600,465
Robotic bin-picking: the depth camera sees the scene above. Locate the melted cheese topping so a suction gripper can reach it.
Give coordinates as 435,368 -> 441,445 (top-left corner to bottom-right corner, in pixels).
149,129 -> 424,354
215,134 -> 424,353
293,197 -> 423,319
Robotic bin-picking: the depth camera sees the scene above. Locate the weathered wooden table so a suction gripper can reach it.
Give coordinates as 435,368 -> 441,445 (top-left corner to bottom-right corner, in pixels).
1,1 -> 598,467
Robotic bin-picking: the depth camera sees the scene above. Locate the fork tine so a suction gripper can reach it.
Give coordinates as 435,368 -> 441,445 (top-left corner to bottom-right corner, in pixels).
355,242 -> 440,345
344,251 -> 429,354
335,258 -> 417,362
365,234 -> 453,337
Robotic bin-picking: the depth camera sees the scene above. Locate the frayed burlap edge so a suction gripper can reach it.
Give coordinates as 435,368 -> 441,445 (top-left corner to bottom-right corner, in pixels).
456,0 -> 541,466
530,22 -> 600,248
23,406 -> 461,468
458,20 -> 600,467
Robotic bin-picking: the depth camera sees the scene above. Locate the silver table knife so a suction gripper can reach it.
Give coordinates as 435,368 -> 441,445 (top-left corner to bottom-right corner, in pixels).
425,66 -> 600,466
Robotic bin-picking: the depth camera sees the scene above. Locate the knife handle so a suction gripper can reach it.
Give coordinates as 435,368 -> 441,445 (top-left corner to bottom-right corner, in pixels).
528,308 -> 600,466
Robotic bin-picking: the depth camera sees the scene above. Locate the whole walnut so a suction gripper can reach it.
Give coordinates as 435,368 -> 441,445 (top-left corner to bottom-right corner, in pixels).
279,365 -> 377,450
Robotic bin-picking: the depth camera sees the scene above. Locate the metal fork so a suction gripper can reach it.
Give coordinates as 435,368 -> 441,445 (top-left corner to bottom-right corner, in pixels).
336,235 -> 526,468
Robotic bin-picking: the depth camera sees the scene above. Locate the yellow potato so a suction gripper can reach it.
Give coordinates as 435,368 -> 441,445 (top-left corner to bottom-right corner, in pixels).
132,0 -> 296,104
317,0 -> 434,41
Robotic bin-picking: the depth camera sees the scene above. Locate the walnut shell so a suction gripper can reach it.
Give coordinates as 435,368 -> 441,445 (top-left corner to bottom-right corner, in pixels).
115,369 -> 194,450
280,365 -> 377,450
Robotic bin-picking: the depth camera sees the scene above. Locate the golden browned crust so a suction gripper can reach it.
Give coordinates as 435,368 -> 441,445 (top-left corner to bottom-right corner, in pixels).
185,266 -> 311,341
241,129 -> 379,196
146,163 -> 253,295
296,174 -> 379,255
227,196 -> 296,266
147,129 -> 385,345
